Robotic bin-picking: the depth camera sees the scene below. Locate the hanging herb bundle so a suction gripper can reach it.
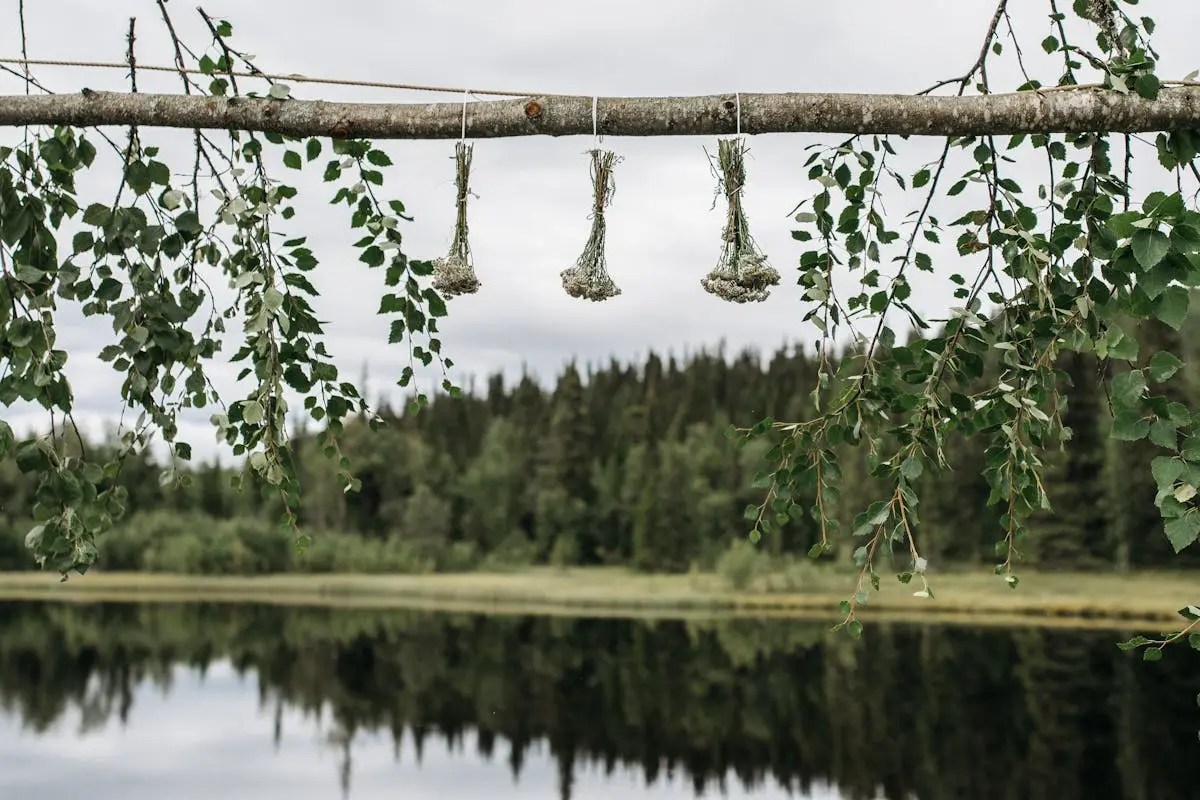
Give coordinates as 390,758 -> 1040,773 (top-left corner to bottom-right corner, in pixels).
431,141 -> 481,297
701,137 -> 779,303
561,148 -> 622,302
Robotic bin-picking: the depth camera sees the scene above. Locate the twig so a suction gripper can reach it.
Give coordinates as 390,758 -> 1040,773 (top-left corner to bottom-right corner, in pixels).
16,0 -> 31,94
154,0 -> 198,95
126,17 -> 138,94
917,0 -> 1009,97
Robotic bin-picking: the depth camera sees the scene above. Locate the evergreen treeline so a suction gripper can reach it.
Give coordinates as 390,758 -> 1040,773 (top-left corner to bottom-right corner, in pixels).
1,602 -> 1195,800
3,318 -> 1200,574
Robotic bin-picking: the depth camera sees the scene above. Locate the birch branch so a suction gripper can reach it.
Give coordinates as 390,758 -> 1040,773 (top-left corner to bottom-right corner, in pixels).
1,87 -> 1199,139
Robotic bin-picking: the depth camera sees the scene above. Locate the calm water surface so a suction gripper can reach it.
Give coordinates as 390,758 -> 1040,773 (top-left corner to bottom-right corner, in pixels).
1,661 -> 825,799
0,601 -> 1194,799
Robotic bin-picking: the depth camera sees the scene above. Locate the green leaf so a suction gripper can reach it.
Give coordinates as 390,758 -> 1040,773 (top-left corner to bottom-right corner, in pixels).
242,400 -> 265,425
1106,211 -> 1141,239
0,421 -> 13,458
1111,410 -> 1150,441
1106,326 -> 1140,362
852,501 -> 890,537
1150,419 -> 1178,450
1152,456 -> 1185,488
367,149 -> 394,167
95,278 -> 122,302
82,203 -> 111,227
1145,191 -> 1184,219
359,246 -> 385,268
807,540 -> 833,559
262,287 -> 285,312
14,440 -> 50,473
1148,351 -> 1184,383
1164,511 -> 1200,553
175,211 -> 202,236
147,160 -> 171,186
1134,73 -> 1161,100
1138,264 -> 1171,300
1111,370 -> 1147,408
425,290 -> 448,318
1132,228 -> 1170,269
1117,635 -> 1151,651
388,319 -> 406,344
1155,286 -> 1190,330
283,150 -> 302,170
23,524 -> 44,551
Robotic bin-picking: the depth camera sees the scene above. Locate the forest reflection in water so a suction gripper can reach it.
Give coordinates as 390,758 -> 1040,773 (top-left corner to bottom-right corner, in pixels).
0,601 -> 1195,800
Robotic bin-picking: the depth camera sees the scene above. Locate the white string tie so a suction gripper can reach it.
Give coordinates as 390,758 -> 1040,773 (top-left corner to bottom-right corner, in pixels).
461,88 -> 474,141
592,95 -> 600,147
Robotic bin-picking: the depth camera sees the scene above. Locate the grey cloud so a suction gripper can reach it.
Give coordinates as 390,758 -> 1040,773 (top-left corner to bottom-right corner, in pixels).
3,2 -> 1200,461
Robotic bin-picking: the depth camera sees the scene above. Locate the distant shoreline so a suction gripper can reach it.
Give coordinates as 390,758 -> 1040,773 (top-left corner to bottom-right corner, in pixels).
0,567 -> 1191,630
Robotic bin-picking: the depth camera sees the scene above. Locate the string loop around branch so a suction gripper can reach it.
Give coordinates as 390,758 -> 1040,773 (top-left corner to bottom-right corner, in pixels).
592,95 -> 599,147
461,88 -> 472,141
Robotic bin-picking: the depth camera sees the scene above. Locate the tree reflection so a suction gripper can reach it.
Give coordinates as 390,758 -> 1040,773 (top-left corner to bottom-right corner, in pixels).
0,602 -> 1194,799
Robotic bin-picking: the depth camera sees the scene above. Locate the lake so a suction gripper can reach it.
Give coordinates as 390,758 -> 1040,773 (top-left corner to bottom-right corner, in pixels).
0,601 -> 1194,799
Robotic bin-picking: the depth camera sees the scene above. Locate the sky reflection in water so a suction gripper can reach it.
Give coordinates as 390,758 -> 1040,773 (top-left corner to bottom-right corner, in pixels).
0,660 -> 847,799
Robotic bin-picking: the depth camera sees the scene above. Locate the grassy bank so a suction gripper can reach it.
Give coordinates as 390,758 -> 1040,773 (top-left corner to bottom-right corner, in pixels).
0,567 -> 1193,629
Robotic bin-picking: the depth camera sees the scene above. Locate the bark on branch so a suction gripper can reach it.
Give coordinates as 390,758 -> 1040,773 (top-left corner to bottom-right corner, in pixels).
1,87 -> 1200,139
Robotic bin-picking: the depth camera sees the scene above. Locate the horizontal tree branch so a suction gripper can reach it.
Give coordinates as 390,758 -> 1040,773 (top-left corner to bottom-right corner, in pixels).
1,87 -> 1200,140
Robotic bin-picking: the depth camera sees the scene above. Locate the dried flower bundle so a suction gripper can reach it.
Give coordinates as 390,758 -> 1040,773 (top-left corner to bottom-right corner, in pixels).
701,137 -> 779,303
432,141 -> 482,297
561,149 -> 622,302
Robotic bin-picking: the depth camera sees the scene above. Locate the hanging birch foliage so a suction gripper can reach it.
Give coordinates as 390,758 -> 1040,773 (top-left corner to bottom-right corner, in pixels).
561,148 -> 622,302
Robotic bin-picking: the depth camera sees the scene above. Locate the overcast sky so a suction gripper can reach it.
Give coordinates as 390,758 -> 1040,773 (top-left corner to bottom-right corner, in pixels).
3,1 -> 1200,461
